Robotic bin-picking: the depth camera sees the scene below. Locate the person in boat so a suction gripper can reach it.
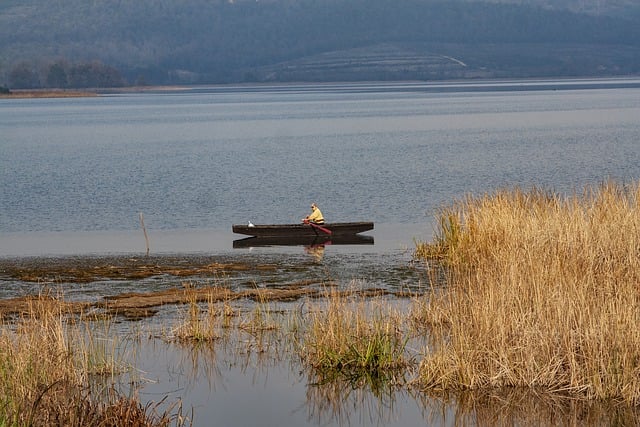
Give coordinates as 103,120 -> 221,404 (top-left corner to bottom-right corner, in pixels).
302,203 -> 325,224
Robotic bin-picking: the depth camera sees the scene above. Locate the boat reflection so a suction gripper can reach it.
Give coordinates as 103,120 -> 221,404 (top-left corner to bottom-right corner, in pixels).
232,234 -> 374,248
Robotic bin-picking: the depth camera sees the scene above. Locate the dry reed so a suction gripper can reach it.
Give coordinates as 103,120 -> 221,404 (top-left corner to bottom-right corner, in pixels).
299,287 -> 408,385
168,290 -> 282,342
0,295 -> 182,426
413,181 -> 640,404
0,297 -> 81,425
170,295 -> 221,343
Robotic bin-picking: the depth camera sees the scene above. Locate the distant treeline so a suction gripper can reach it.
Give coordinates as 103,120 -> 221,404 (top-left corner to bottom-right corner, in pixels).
7,60 -> 126,89
1,0 -> 639,87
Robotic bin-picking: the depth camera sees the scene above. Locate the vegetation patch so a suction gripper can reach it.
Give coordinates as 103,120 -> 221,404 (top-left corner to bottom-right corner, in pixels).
413,181 -> 640,404
0,297 -> 185,426
298,288 -> 410,386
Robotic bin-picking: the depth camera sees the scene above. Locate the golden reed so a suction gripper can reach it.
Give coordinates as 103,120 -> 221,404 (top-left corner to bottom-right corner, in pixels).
414,181 -> 640,404
0,296 -> 183,426
299,287 -> 407,384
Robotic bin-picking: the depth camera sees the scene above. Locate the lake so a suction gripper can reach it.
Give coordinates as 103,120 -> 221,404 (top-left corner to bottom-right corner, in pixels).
2,79 -> 640,256
2,78 -> 640,425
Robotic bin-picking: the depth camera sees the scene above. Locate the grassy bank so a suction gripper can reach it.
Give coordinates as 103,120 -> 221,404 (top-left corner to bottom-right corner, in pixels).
413,181 -> 640,404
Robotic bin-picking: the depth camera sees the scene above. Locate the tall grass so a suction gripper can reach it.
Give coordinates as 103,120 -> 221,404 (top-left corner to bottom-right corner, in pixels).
0,297 -> 80,424
170,295 -> 221,343
413,182 -> 640,404
299,287 -> 408,386
0,295 -> 182,426
169,292 -> 281,342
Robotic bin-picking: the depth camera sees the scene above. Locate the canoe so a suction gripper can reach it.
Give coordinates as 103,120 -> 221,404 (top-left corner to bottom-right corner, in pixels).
232,221 -> 374,237
233,234 -> 374,248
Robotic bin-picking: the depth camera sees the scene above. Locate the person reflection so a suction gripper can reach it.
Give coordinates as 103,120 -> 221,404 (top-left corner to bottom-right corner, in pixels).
304,243 -> 326,262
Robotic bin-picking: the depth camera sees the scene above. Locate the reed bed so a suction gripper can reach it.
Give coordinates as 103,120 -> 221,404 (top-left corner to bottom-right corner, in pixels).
0,295 -> 183,426
168,291 -> 282,338
298,287 -> 408,386
167,290 -> 294,364
413,181 -> 640,404
0,297 -> 81,425
170,295 -> 222,343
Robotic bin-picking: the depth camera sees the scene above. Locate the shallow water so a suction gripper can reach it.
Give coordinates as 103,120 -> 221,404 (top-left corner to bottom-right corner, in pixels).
129,335 -> 440,427
2,79 -> 640,425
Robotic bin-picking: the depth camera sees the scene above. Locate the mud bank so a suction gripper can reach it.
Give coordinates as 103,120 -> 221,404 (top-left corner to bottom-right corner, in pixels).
0,255 -> 418,320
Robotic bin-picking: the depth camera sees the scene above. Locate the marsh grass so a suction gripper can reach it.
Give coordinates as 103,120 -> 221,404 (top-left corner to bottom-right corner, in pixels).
413,182 -> 640,403
0,297 -> 79,425
171,295 -> 221,343
76,320 -> 131,378
239,292 -> 280,334
0,295 -> 183,426
168,290 -> 287,359
299,287 -> 409,385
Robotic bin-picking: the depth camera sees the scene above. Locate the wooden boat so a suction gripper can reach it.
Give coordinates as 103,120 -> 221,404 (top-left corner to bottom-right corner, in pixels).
233,234 -> 374,248
232,221 -> 373,238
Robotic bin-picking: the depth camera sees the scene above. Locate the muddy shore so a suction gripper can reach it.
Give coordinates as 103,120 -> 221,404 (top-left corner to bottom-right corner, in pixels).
0,255 -> 419,320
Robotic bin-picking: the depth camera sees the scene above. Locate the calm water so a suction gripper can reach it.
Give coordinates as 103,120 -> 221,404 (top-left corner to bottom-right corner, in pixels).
2,79 -> 640,425
2,79 -> 640,257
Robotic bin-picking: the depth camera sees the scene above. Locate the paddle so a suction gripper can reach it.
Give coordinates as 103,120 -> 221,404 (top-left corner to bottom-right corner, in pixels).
306,220 -> 332,235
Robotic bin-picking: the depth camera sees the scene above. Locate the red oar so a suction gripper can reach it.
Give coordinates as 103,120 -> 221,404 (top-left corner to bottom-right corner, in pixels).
307,221 -> 332,235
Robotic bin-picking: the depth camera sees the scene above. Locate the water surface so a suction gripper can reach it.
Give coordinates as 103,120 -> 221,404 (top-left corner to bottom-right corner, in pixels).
2,79 -> 640,257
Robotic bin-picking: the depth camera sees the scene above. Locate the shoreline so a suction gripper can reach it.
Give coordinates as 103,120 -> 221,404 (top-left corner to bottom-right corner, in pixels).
3,76 -> 640,99
0,89 -> 98,98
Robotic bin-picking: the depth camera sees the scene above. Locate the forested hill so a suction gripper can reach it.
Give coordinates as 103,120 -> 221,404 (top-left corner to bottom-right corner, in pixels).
1,0 -> 639,88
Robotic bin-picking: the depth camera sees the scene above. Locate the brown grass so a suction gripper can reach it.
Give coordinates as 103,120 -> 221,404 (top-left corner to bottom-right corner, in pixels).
298,286 -> 409,386
0,295 -> 185,426
413,181 -> 640,404
169,294 -> 224,343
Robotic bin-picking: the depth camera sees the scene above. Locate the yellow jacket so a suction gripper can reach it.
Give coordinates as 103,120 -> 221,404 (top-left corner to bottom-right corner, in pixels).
306,206 -> 324,224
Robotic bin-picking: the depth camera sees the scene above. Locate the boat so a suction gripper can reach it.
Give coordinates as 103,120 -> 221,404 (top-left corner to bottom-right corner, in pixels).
232,221 -> 374,238
233,234 -> 374,248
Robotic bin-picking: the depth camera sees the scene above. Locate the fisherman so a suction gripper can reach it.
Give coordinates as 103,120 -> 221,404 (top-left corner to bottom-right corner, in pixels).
302,203 -> 325,224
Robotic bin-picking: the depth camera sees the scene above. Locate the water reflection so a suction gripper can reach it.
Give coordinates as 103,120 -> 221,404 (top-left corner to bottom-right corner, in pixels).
305,373 -> 414,426
176,343 -> 221,394
232,234 -> 374,248
132,335 -> 429,426
124,329 -> 640,427
416,388 -> 640,427
233,234 -> 374,264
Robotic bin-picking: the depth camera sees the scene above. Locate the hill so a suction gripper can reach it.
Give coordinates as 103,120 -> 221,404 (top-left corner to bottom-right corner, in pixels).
1,0 -> 639,88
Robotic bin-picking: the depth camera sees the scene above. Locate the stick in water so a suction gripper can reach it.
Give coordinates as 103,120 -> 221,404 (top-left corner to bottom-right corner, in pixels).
139,212 -> 150,256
